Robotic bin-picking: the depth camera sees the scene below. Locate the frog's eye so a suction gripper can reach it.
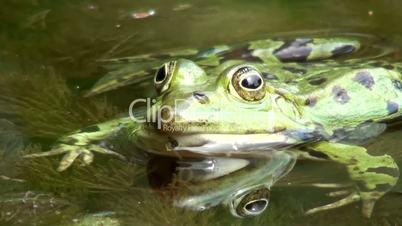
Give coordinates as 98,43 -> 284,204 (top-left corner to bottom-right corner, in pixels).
155,64 -> 167,83
230,187 -> 270,217
154,61 -> 176,93
229,66 -> 266,101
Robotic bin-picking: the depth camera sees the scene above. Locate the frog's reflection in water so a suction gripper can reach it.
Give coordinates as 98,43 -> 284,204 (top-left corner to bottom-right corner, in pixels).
146,151 -> 296,217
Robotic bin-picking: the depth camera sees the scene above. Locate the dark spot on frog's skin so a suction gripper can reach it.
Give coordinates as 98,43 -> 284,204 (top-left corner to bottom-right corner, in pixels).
392,80 -> 402,90
273,38 -> 313,62
374,183 -> 393,192
219,46 -> 263,63
192,91 -> 209,104
383,64 -> 395,70
353,71 -> 375,90
305,96 -> 317,107
331,45 -> 356,57
279,38 -> 313,49
387,101 -> 399,115
80,125 -> 100,133
282,66 -> 307,75
353,166 -> 359,171
261,72 -> 278,80
307,150 -> 329,159
332,86 -> 350,104
308,76 -> 327,86
367,167 -> 400,177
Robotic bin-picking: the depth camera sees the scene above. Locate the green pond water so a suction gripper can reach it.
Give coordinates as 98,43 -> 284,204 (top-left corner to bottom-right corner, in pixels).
1,0 -> 402,225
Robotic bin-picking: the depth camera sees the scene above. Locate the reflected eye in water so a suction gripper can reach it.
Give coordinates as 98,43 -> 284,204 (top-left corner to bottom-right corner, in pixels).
244,199 -> 268,213
230,187 -> 270,217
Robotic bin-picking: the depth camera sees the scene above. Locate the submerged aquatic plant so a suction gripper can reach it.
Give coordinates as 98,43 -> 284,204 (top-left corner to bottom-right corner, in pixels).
0,67 -> 119,139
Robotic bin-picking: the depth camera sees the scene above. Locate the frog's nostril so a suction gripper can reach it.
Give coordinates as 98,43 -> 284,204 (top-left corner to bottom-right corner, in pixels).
192,91 -> 209,104
166,137 -> 179,151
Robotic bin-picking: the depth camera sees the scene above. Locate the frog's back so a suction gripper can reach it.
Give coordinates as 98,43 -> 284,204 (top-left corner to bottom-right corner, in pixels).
299,66 -> 402,130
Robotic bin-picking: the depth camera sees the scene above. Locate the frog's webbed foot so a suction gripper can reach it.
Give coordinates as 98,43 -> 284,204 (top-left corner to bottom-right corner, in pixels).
24,143 -> 126,171
306,142 -> 400,218
305,190 -> 361,216
305,189 -> 377,217
25,118 -> 133,171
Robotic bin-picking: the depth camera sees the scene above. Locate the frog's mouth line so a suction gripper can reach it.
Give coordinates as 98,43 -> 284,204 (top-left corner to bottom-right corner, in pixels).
169,133 -> 301,155
139,125 -> 303,157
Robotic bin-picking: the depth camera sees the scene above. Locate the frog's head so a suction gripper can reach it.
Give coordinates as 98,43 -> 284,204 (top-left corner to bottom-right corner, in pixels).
152,58 -> 268,133
150,58 -> 286,154
146,59 -> 295,154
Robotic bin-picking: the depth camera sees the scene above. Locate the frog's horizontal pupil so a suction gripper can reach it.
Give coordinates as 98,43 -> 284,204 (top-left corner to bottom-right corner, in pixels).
245,200 -> 268,213
155,65 -> 166,82
241,74 -> 262,89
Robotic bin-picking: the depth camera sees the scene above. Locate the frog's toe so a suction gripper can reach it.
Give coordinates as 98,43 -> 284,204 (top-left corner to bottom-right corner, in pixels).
80,151 -> 94,166
89,145 -> 126,160
57,149 -> 82,171
57,145 -> 125,171
24,148 -> 68,158
25,143 -> 126,171
361,199 -> 375,218
305,191 -> 360,215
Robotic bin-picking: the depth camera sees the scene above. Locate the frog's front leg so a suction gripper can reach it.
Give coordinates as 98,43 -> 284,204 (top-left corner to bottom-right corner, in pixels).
24,117 -> 136,171
304,141 -> 399,217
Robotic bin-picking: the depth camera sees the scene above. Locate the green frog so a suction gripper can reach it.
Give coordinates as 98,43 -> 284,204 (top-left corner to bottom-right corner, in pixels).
26,37 -> 402,218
